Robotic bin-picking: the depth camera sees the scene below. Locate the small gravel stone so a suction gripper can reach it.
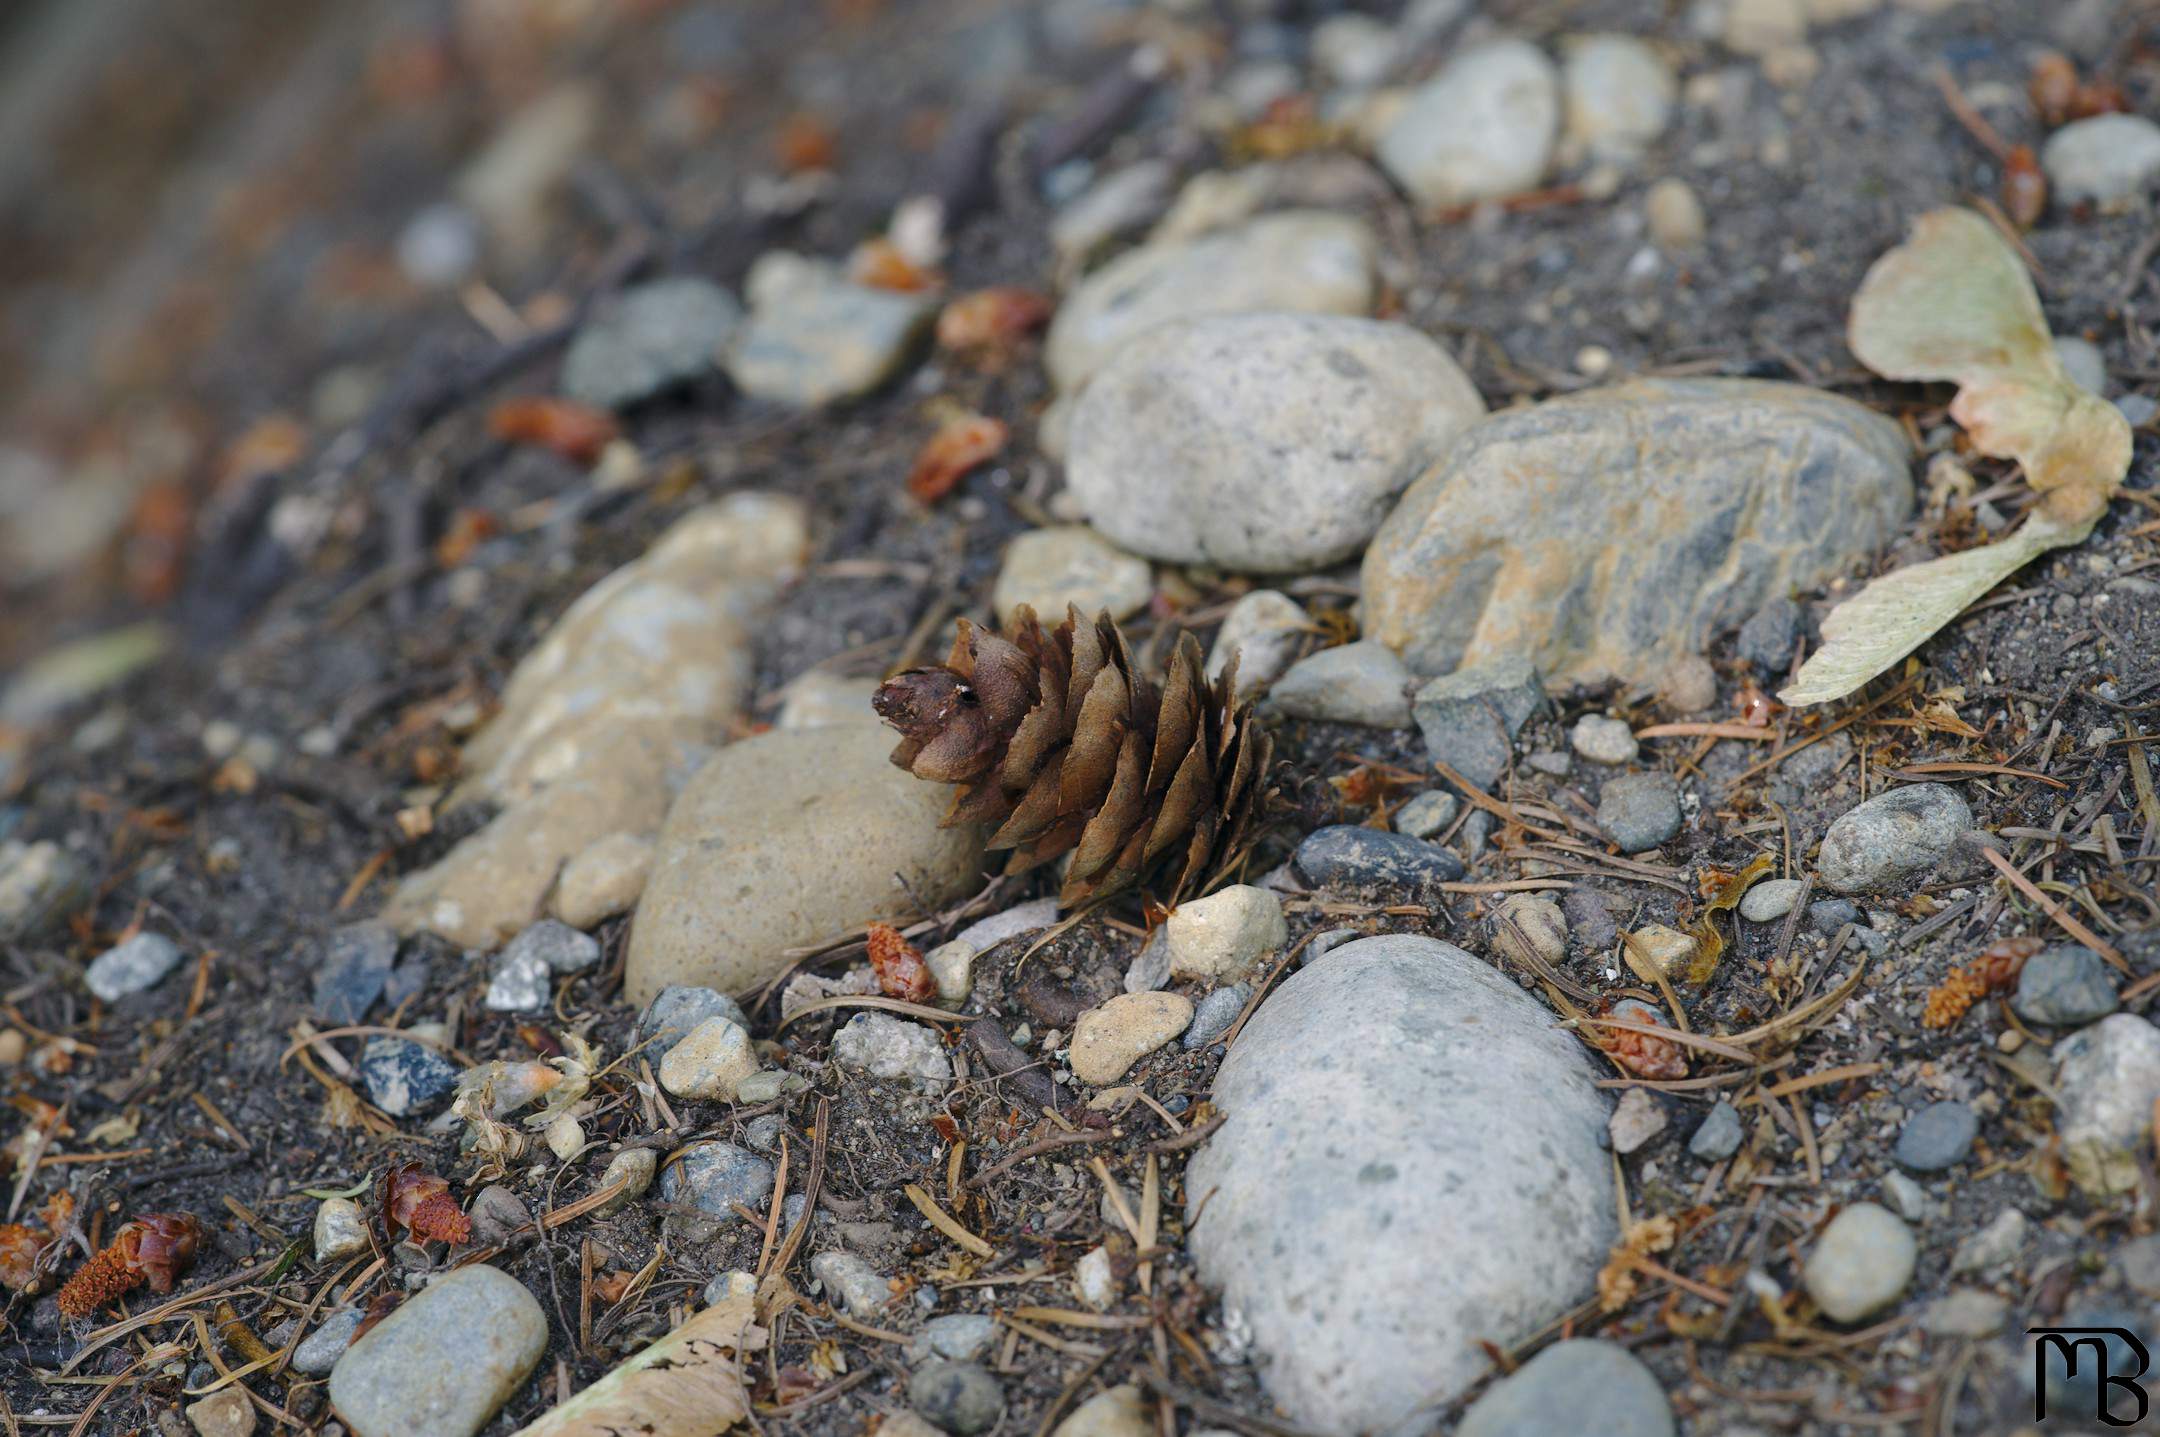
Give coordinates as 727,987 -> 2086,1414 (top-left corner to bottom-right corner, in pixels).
953,897 -> 1060,953
553,831 -> 655,929
311,924 -> 399,1026
1073,1244 -> 1117,1309
1598,772 -> 1682,852
725,263 -> 935,407
1894,1100 -> 1977,1172
395,202 -> 481,289
812,1251 -> 893,1319
1809,897 -> 1860,934
1490,893 -> 1567,970
1950,1208 -> 2026,1274
1051,1384 -> 1151,1437
925,940 -> 975,1006
1921,1289 -> 2007,1339
292,1307 -> 364,1375
2012,944 -> 2120,1026
327,1265 -> 546,1437
1643,176 -> 1706,250
1313,13 -> 1394,88
1166,885 -> 1286,981
661,1142 -> 775,1221
909,1313 -> 999,1365
0,840 -> 91,940
1880,1170 -> 1929,1223
1739,877 -> 1804,923
467,1185 -> 532,1246
595,1148 -> 656,1214
314,1197 -> 369,1261
1735,596 -> 1799,672
562,278 -> 743,409
1802,1202 -> 1916,1324
1608,1088 -> 1667,1155
1458,1339 -> 1675,1437
1070,992 -> 1192,1084
703,1270 -> 756,1307
736,1069 -> 806,1102
833,1013 -> 951,1085
2055,336 -> 2108,396
2042,113 -> 2160,207
1392,789 -> 1458,839
1816,783 -> 1973,893
639,985 -> 754,1062
504,918 -> 599,975
1051,161 -> 1175,265
1564,889 -> 1620,951
2054,1014 -> 2160,1194
1659,654 -> 1719,713
908,1361 -> 1004,1435
1570,714 -> 1638,765
1377,38 -> 1559,207
1412,657 -> 1545,791
1293,826 -> 1467,890
1560,34 -> 1676,163
1122,927 -> 1171,992
1206,591 -> 1310,699
484,944 -> 552,1011
1689,1102 -> 1743,1160
1184,983 -> 1251,1050
358,1035 -> 459,1117
657,1016 -> 760,1101
187,1387 -> 255,1437
1267,642 -> 1414,726
991,526 -> 1151,625
85,932 -> 183,1002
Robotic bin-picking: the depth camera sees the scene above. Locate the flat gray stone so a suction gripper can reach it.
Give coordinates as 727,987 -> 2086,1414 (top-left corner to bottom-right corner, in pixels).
1894,1100 -> 1977,1173
1457,1339 -> 1674,1437
561,277 -> 741,409
1187,935 -> 1614,1430
1065,314 -> 1483,573
1293,826 -> 1465,892
1363,379 -> 1911,688
1689,1101 -> 1743,1160
2055,1014 -> 2160,1195
293,1307 -> 364,1375
909,1361 -> 1004,1435
1183,983 -> 1251,1050
311,924 -> 399,1026
1412,656 -> 1545,791
1816,783 -> 1972,894
1739,877 -> 1804,923
1597,772 -> 1681,852
661,1141 -> 775,1221
639,984 -> 754,1061
1392,789 -> 1458,839
2012,944 -> 2120,1026
1267,642 -> 1416,726
726,266 -> 936,408
84,932 -> 183,1002
327,1265 -> 545,1437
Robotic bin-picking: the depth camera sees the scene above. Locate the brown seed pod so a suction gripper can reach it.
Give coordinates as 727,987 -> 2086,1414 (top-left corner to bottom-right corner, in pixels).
866,923 -> 936,1003
55,1212 -> 203,1318
2002,145 -> 2047,230
379,1163 -> 472,1247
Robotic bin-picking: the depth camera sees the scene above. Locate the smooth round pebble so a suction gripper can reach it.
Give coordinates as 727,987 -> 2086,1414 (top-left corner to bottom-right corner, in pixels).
657,1015 -> 759,1101
1802,1203 -> 1916,1324
1458,1339 -> 1675,1437
2042,113 -> 2160,207
85,932 -> 183,1002
554,832 -> 654,928
1689,1101 -> 1743,1160
1816,783 -> 1971,893
1644,176 -> 1706,250
1377,39 -> 1560,207
595,1147 -> 657,1214
2012,944 -> 2120,1026
908,1361 -> 1005,1435
314,1197 -> 368,1261
328,1265 -> 547,1437
1894,1100 -> 1977,1172
1070,993 -> 1192,1085
1184,983 -> 1252,1050
991,526 -> 1152,625
1739,877 -> 1804,923
1570,714 -> 1638,765
1560,34 -> 1676,162
1166,885 -> 1286,981
1295,825 -> 1466,890
1051,1384 -> 1150,1437
1268,642 -> 1417,726
1597,771 -> 1682,852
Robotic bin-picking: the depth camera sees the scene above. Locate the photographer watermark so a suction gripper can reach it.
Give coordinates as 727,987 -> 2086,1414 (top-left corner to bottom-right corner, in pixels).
2031,1326 -> 2150,1427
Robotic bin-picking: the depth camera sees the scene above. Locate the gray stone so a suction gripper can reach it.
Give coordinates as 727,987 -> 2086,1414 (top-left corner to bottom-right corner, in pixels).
1267,642 -> 1416,726
832,1013 -> 951,1085
639,985 -> 754,1061
811,1251 -> 893,1319
484,944 -> 552,1012
1364,380 -> 1912,688
1689,1101 -> 1743,1160
1597,772 -> 1682,852
1392,789 -> 1458,839
1609,1087 -> 1666,1154
1920,1288 -> 2007,1339
1802,1203 -> 1916,1324
1894,1100 -> 1977,1172
725,266 -> 936,408
909,1312 -> 999,1365
1564,889 -> 1619,951
1205,590 -> 1309,698
502,918 -> 600,975
1739,877 -> 1804,923
1044,211 -> 1378,393
1293,826 -> 1466,892
1377,39 -> 1559,207
327,1266 -> 546,1437
953,897 -> 1061,953
624,723 -> 985,1004
595,1148 -> 657,1214
2039,1305 -> 2149,1425
2054,1014 -> 2160,1194
2056,337 -> 2109,397
1186,936 -> 1615,1430
1167,885 -> 1284,981
657,1016 -> 760,1101
293,1307 -> 365,1375
314,1198 -> 369,1262
1950,1208 -> 2026,1274
2012,944 -> 2120,1026
991,526 -> 1152,625
2116,1234 -> 2160,1297
1051,161 -> 1175,265
1065,314 -> 1483,573
1412,657 -> 1545,791
1559,34 -> 1676,164
561,278 -> 742,409
466,1186 -> 532,1247
1458,1339 -> 1674,1437
660,1141 -> 775,1220
312,924 -> 399,1026
396,202 -> 481,289
1735,596 -> 1799,672
1880,1170 -> 1929,1222
84,932 -> 183,1002
1816,784 -> 1972,893
1184,983 -> 1251,1050
2042,113 -> 2160,207
359,1036 -> 460,1118
553,829 -> 655,928
1809,897 -> 1860,934
908,1361 -> 1004,1435
0,840 -> 90,940
1570,714 -> 1638,765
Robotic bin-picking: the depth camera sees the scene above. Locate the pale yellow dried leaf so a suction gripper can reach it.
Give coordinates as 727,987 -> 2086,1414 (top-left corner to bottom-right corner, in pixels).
511,1293 -> 768,1437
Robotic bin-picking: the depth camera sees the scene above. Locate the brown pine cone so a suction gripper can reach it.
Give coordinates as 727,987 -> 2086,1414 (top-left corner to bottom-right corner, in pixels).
873,605 -> 1273,906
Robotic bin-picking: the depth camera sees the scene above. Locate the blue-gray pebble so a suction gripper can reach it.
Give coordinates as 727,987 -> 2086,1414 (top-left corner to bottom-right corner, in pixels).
2011,945 -> 2119,1027
1894,1100 -> 1977,1173
1295,826 -> 1466,889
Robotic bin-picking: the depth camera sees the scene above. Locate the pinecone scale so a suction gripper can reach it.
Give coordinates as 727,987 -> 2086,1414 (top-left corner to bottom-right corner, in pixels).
873,605 -> 1272,906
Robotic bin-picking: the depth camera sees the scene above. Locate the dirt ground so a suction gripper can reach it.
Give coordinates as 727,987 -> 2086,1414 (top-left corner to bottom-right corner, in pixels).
4,0 -> 2160,1433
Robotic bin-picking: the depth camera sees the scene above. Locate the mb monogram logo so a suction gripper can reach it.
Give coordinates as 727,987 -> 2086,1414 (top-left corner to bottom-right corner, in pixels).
2032,1327 -> 2151,1427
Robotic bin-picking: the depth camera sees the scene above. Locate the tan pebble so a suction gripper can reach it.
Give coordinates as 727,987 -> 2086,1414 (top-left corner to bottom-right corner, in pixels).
1070,993 -> 1193,1085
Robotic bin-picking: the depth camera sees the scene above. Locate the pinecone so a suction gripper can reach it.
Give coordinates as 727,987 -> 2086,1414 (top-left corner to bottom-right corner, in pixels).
873,604 -> 1274,906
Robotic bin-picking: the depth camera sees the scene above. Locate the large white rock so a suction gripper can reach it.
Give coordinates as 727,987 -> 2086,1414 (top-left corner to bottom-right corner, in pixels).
1066,314 -> 1484,573
1044,211 -> 1378,393
2055,1014 -> 2160,1195
1376,39 -> 1561,208
1186,935 -> 1614,1431
622,723 -> 985,1004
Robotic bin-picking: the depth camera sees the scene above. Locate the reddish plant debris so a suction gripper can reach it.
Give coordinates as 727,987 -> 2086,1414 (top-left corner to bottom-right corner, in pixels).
0,1191 -> 75,1293
775,113 -> 839,173
848,237 -> 941,294
486,396 -> 620,465
905,413 -> 1008,504
380,1162 -> 472,1247
1596,1002 -> 1689,1080
433,507 -> 502,569
2029,52 -> 2079,127
351,1288 -> 404,1342
935,287 -> 1053,368
55,1212 -> 203,1318
1735,682 -> 1779,727
866,922 -> 936,1003
1923,935 -> 2044,1029
2002,146 -> 2046,229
